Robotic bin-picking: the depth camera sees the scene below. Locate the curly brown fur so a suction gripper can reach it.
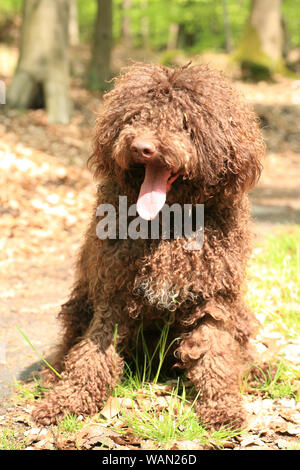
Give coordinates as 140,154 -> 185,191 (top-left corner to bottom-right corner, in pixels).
32,63 -> 265,429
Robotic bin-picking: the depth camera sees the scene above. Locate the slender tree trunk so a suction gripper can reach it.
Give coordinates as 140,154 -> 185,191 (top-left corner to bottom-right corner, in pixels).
167,23 -> 179,50
140,1 -> 149,49
222,0 -> 233,53
88,0 -> 113,91
7,0 -> 71,124
0,81 -> 5,104
121,0 -> 131,48
69,0 -> 79,46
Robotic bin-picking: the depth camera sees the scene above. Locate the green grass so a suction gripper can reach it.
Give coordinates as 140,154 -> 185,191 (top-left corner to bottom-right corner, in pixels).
285,440 -> 300,450
57,413 -> 85,435
110,319 -> 243,449
244,226 -> 300,400
247,226 -> 300,338
13,376 -> 49,401
243,359 -> 300,400
114,381 -> 242,449
0,428 -> 27,450
132,318 -> 180,385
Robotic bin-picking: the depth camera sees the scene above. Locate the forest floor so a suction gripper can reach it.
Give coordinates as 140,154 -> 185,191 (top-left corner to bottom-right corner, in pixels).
0,47 -> 300,450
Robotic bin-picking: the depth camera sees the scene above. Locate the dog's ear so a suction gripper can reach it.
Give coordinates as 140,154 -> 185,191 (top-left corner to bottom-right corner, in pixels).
88,112 -> 119,179
220,138 -> 264,199
183,107 -> 264,200
179,71 -> 265,199
173,64 -> 265,197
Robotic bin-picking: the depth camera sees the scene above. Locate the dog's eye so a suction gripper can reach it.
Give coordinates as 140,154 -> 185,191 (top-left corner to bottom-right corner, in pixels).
183,114 -> 188,131
183,114 -> 195,141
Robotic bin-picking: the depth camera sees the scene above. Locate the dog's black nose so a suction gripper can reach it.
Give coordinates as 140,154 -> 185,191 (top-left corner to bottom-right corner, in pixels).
131,139 -> 156,158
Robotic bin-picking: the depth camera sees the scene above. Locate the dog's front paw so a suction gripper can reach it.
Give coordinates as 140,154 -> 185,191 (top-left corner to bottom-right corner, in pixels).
31,381 -> 103,425
32,399 -> 66,425
196,397 -> 246,430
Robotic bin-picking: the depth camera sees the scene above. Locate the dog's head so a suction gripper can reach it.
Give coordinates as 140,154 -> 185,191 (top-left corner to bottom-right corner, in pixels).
90,63 -> 264,220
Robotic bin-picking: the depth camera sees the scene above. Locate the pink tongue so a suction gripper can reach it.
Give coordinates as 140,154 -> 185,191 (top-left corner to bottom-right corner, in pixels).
137,164 -> 172,220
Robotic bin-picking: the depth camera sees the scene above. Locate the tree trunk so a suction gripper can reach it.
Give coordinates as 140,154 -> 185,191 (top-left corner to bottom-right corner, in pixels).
234,0 -> 284,80
250,0 -> 283,62
167,23 -> 179,50
121,0 -> 131,48
140,1 -> 149,50
222,0 -> 233,53
88,0 -> 113,91
69,0 -> 79,46
7,0 -> 71,124
0,81 -> 5,104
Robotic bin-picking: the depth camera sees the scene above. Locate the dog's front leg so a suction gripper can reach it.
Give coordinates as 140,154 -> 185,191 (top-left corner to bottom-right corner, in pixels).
32,322 -> 124,425
177,316 -> 246,430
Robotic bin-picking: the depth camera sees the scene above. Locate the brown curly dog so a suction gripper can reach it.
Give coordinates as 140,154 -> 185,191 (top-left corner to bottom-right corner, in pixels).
32,63 -> 265,429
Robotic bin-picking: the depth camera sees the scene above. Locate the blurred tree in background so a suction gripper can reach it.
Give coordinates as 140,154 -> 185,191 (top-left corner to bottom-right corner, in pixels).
88,0 -> 113,91
234,0 -> 285,80
1,0 -> 300,52
6,0 -> 71,123
1,0 -> 299,121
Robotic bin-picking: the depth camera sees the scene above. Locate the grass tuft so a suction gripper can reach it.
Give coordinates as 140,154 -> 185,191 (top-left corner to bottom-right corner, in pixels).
0,428 -> 27,450
16,326 -> 62,379
13,376 -> 49,401
57,412 -> 85,434
247,226 -> 300,338
243,359 -> 300,399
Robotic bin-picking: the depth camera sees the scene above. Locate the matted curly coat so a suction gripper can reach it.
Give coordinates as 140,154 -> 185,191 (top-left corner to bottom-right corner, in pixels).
33,63 -> 265,429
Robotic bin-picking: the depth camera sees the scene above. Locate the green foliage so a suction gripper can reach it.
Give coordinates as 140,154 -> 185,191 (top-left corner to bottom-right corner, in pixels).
76,0 -> 300,56
114,375 -> 242,448
160,49 -> 187,66
77,0 -> 97,41
282,0 -> 300,49
0,0 -> 22,15
0,0 -> 22,41
110,0 -> 251,52
1,0 -> 300,58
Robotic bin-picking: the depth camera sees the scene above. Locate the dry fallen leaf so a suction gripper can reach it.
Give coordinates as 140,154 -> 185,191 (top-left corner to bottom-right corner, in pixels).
170,439 -> 210,450
136,396 -> 153,412
100,396 -> 121,420
76,423 -> 121,449
120,397 -> 134,409
286,426 -> 300,436
239,435 -> 265,448
279,409 -> 300,425
31,437 -> 54,450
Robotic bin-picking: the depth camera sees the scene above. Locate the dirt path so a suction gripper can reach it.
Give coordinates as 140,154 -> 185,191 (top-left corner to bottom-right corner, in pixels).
0,99 -> 97,407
